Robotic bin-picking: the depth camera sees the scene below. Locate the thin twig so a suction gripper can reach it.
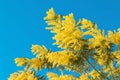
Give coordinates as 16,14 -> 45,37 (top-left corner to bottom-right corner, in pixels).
82,55 -> 110,80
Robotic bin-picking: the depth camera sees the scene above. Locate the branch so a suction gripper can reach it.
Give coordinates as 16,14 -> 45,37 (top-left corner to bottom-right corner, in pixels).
82,55 -> 110,80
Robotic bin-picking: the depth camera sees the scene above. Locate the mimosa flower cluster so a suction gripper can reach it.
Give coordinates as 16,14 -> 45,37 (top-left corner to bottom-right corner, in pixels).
8,8 -> 120,80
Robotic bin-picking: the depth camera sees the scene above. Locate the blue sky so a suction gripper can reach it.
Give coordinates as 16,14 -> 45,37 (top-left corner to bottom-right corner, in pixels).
0,0 -> 120,79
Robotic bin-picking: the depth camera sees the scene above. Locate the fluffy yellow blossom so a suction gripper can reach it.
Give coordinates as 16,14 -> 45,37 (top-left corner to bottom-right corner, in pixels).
78,74 -> 88,80
44,8 -> 55,20
90,70 -> 100,79
47,72 -> 75,80
31,45 -> 48,57
51,13 -> 84,50
44,8 -> 61,28
94,53 -> 108,65
31,58 -> 44,71
113,50 -> 120,65
62,13 -> 75,27
47,50 -> 77,67
80,18 -> 93,29
47,72 -> 58,79
57,75 -> 75,80
8,70 -> 37,80
87,29 -> 110,49
8,72 -> 19,80
15,58 -> 30,66
108,28 -> 120,46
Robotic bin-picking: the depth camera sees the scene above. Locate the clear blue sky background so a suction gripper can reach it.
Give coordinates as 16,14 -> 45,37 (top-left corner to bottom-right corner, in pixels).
0,0 -> 120,79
